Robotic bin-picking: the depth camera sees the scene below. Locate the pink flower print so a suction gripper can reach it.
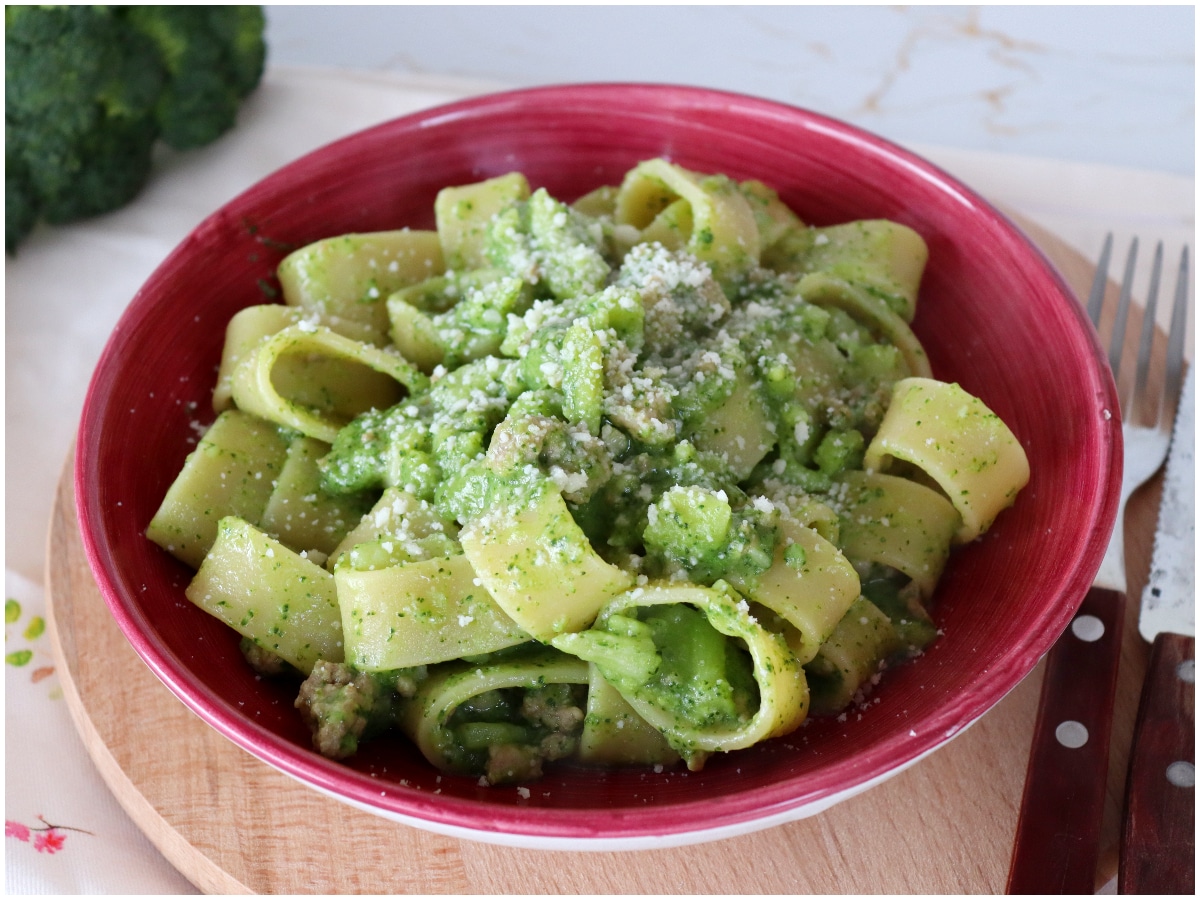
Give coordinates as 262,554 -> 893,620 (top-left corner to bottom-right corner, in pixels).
34,829 -> 67,853
7,815 -> 90,852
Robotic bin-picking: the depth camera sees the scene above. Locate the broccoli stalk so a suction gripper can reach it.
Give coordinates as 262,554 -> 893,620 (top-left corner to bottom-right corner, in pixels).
5,5 -> 266,252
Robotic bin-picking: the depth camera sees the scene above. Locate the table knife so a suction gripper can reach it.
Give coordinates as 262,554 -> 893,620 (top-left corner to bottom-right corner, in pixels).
1119,365 -> 1195,895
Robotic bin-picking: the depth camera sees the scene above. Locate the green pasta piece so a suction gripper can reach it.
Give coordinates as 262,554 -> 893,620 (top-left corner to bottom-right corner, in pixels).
435,172 -> 531,271
738,178 -> 806,259
147,410 -> 290,569
833,470 -> 960,599
213,305 -> 301,412
561,320 -> 604,435
579,664 -> 680,767
215,305 -> 386,411
571,184 -> 618,218
804,596 -> 903,716
384,299 -> 444,373
686,369 -> 777,480
793,220 -> 928,322
388,269 -> 533,373
338,533 -> 459,572
560,582 -> 807,768
259,436 -> 374,557
460,485 -> 635,640
326,485 -> 458,570
613,159 -> 760,291
727,517 -> 861,666
336,551 -> 528,670
277,229 -> 445,344
638,197 -> 693,252
798,272 -> 931,379
399,646 -> 589,782
230,325 -> 427,444
186,516 -> 342,674
864,377 -> 1031,543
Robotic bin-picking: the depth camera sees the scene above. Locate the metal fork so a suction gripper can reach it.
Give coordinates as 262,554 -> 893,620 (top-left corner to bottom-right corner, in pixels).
1007,235 -> 1190,894
1088,234 -> 1190,593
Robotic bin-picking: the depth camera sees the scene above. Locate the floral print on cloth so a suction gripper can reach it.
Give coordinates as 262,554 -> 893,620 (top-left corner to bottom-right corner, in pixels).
6,596 -> 56,689
4,570 -> 197,893
5,588 -> 92,859
6,816 -> 92,854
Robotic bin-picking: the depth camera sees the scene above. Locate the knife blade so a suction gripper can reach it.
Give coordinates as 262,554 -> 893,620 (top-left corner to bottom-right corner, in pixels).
1119,364 -> 1195,895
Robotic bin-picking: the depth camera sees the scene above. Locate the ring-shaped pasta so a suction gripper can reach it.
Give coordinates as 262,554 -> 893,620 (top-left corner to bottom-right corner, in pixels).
400,647 -> 589,779
231,324 -> 428,443
833,469 -> 961,599
797,271 -> 932,379
864,377 -> 1030,543
335,552 -> 529,671
730,517 -> 861,665
460,487 -> 635,641
567,582 -> 808,768
614,158 -> 760,288
277,229 -> 446,344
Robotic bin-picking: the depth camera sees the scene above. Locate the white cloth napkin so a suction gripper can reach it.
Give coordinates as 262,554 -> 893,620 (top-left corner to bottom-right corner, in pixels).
4,571 -> 196,894
5,66 -> 1193,894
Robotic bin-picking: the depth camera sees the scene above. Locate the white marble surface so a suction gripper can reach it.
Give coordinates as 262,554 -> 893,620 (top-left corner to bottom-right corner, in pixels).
264,5 -> 1195,176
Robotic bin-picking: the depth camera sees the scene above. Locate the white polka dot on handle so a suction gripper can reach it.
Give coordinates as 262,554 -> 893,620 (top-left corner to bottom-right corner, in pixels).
1165,761 -> 1194,788
1070,614 -> 1104,642
1055,720 -> 1089,749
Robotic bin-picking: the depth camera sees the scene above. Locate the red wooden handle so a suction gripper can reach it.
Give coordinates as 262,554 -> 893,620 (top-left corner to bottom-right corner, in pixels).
1118,631 -> 1195,895
1007,587 -> 1125,894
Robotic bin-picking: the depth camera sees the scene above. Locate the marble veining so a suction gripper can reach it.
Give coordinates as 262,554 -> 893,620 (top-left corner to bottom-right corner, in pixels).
265,5 -> 1194,176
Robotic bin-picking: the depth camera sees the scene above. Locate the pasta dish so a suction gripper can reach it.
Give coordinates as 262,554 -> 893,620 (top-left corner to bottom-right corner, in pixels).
146,159 -> 1030,784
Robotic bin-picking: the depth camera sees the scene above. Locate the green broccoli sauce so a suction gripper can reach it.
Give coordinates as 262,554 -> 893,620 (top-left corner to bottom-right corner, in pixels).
177,162 -> 1014,781
636,604 -> 759,728
319,177 -> 920,612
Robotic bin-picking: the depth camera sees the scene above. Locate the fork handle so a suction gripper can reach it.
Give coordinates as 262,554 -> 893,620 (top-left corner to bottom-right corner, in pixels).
1118,631 -> 1195,895
1007,587 -> 1125,894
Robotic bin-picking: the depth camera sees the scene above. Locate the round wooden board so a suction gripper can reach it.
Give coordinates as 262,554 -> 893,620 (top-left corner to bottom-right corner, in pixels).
45,218 -> 1155,894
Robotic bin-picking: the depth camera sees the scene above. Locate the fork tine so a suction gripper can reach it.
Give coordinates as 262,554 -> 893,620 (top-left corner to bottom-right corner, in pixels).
1087,232 -> 1114,327
1132,242 -> 1165,423
1162,246 -> 1190,419
1110,237 -> 1139,379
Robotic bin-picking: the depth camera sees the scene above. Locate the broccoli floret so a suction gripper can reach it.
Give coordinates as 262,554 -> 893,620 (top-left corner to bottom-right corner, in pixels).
5,6 -> 163,240
295,660 -> 422,760
5,147 -> 39,246
124,6 -> 266,150
642,485 -> 778,584
5,5 -> 266,252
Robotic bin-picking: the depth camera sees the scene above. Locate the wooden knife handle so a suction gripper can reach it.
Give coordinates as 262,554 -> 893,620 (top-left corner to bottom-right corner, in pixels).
1118,631 -> 1195,895
1007,587 -> 1125,894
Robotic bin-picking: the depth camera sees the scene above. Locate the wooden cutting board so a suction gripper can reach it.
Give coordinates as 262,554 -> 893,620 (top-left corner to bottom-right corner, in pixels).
45,219 -> 1158,894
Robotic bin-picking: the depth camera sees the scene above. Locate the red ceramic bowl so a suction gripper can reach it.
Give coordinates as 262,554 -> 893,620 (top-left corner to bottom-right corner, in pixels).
76,84 -> 1120,848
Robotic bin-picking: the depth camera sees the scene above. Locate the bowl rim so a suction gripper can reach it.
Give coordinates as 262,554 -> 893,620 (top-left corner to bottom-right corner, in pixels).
74,81 -> 1122,847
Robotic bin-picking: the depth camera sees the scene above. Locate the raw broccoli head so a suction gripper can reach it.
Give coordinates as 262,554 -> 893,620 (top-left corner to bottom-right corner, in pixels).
125,6 -> 266,150
5,5 -> 266,252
